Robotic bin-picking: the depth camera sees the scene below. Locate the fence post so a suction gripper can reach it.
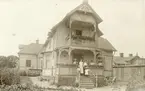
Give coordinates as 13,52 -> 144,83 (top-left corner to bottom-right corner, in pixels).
52,66 -> 53,76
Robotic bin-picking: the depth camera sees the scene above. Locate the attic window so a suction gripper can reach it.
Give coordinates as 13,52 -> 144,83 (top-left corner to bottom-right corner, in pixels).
76,30 -> 82,36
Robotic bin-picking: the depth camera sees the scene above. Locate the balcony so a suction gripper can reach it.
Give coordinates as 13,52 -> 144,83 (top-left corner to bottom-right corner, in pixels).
71,35 -> 96,47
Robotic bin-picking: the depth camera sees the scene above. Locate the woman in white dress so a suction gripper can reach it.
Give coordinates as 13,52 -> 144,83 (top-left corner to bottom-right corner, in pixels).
79,59 -> 84,75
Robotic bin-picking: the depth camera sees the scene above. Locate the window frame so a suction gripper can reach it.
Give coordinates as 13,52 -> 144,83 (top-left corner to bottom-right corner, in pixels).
26,60 -> 31,67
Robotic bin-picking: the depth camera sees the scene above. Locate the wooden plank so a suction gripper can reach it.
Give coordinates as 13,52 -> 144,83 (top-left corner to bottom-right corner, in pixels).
113,65 -> 145,68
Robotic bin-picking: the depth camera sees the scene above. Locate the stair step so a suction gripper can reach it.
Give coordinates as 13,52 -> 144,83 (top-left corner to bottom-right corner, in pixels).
80,82 -> 94,84
79,76 -> 96,89
80,85 -> 95,89
80,81 -> 93,83
80,83 -> 94,86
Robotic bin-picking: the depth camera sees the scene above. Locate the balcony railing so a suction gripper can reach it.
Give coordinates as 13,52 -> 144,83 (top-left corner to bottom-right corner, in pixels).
71,35 -> 95,41
71,35 -> 96,47
56,63 -> 104,68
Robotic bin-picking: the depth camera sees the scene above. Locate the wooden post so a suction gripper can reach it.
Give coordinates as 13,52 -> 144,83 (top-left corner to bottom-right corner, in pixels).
58,50 -> 61,64
78,71 -> 80,89
52,66 -> 53,76
95,74 -> 98,87
92,50 -> 96,63
69,48 -> 72,64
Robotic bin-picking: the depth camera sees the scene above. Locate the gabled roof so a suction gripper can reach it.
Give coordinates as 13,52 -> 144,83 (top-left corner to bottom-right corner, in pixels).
51,1 -> 103,37
18,43 -> 43,55
113,56 -> 139,65
98,37 -> 116,51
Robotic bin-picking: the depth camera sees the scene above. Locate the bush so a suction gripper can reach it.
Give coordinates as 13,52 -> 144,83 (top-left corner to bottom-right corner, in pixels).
0,68 -> 20,85
27,70 -> 41,77
19,70 -> 27,76
58,76 -> 76,87
0,83 -> 80,91
19,69 -> 41,77
97,75 -> 107,87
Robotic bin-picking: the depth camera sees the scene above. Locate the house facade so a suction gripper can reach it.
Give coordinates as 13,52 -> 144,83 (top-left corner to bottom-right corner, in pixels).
18,40 -> 43,70
41,0 -> 116,87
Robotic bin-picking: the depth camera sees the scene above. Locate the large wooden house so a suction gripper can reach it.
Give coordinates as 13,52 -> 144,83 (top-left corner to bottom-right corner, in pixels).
41,0 -> 116,88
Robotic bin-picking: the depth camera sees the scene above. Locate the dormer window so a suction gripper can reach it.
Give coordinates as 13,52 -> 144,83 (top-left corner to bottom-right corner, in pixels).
76,30 -> 82,36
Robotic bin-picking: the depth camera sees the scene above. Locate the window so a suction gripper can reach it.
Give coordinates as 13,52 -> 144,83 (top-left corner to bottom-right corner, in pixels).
76,30 -> 82,36
26,60 -> 31,67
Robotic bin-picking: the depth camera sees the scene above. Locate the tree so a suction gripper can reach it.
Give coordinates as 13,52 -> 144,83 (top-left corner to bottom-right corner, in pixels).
0,55 -> 19,68
0,56 -> 7,68
7,55 -> 19,68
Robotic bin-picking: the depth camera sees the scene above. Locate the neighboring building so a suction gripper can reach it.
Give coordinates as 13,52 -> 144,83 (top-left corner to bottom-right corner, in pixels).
113,53 -> 145,66
113,53 -> 145,83
18,40 -> 43,70
41,0 -> 116,88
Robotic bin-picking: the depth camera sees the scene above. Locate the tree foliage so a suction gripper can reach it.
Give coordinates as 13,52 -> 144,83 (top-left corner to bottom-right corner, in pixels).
0,55 -> 19,68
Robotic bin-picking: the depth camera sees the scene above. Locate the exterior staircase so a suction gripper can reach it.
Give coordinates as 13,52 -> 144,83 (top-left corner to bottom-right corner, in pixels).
79,76 -> 96,89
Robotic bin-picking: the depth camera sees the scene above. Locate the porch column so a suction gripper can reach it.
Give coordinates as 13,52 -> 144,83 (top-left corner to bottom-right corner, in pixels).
58,50 -> 62,65
92,50 -> 96,63
93,24 -> 96,32
69,48 -> 72,63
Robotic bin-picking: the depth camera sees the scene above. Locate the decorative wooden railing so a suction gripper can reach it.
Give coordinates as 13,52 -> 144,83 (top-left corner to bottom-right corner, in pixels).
71,35 -> 95,41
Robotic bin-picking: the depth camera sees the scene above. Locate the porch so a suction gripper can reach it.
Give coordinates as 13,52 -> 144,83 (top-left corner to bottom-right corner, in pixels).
54,47 -> 105,88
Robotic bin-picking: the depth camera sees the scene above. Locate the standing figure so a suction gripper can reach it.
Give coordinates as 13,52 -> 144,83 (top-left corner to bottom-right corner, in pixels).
73,59 -> 77,65
79,59 -> 84,75
83,60 -> 88,75
85,66 -> 90,76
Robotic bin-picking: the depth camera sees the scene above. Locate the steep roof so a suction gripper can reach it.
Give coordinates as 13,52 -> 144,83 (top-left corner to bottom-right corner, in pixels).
18,43 -> 43,55
51,1 -> 103,37
98,37 -> 116,51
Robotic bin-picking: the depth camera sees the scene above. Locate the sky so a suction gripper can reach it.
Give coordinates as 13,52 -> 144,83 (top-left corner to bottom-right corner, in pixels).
0,0 -> 144,57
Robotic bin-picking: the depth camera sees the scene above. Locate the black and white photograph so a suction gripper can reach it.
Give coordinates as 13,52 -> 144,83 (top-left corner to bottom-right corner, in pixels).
0,0 -> 145,91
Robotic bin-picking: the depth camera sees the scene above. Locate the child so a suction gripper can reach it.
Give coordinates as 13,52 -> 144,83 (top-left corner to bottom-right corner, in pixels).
85,66 -> 90,76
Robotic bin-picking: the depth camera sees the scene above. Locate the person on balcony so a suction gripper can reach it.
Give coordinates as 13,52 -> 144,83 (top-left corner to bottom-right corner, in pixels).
79,59 -> 84,75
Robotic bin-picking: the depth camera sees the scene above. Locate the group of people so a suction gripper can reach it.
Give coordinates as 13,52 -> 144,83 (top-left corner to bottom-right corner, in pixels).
73,59 -> 90,76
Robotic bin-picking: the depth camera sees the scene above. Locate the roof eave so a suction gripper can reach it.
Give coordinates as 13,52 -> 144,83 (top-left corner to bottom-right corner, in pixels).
99,48 -> 117,52
18,53 -> 38,55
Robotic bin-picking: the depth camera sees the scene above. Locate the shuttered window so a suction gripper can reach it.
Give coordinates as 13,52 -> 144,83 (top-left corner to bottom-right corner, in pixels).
26,60 -> 31,67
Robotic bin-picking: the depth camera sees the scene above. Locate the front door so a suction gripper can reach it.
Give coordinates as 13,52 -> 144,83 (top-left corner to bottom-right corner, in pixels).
73,53 -> 83,63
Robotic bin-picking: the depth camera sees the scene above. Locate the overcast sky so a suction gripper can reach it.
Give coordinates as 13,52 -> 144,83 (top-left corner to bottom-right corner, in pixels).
0,0 -> 144,57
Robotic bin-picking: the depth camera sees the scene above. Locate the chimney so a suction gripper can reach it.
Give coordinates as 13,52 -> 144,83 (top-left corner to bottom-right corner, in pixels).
120,53 -> 124,57
36,39 -> 39,44
129,54 -> 133,57
83,0 -> 88,4
19,45 -> 25,50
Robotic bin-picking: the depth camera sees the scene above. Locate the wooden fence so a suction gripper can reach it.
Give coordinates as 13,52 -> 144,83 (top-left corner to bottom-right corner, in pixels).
113,65 -> 145,83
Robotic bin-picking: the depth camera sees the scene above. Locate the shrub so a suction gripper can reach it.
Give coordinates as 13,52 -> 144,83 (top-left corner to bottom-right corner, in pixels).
27,70 -> 41,77
19,70 -> 27,76
0,84 -> 80,91
0,68 -> 20,85
97,75 -> 107,87
58,76 -> 76,87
